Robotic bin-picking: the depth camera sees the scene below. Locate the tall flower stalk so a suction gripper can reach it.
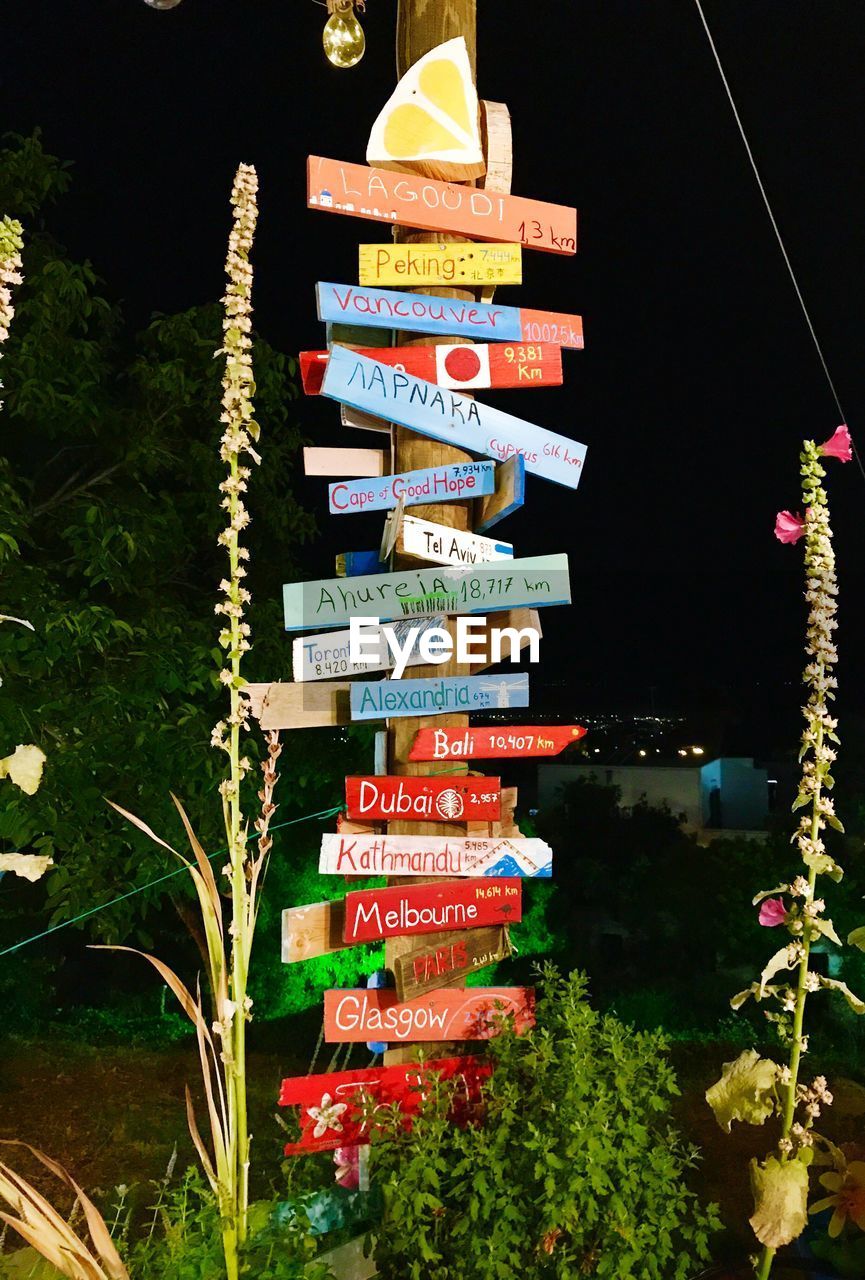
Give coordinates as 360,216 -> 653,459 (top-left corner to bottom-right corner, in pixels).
706,426 -> 861,1277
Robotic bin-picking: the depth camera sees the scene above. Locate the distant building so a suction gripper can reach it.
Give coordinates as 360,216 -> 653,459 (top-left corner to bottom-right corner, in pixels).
537,756 -> 769,840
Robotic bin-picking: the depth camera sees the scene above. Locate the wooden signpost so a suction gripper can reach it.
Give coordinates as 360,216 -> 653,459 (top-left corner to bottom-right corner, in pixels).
398,513 -> 513,566
343,878 -> 521,944
300,342 -> 562,394
308,156 -> 577,255
317,281 -> 583,349
475,455 -> 525,532
319,833 -> 553,878
410,723 -> 589,760
349,672 -> 530,721
320,347 -> 588,489
303,447 -> 385,477
283,553 -> 571,631
282,899 -> 351,963
279,1056 -> 491,1155
358,242 -> 522,288
393,926 -> 512,1001
323,985 -> 535,1043
328,459 -> 494,515
345,774 -> 501,823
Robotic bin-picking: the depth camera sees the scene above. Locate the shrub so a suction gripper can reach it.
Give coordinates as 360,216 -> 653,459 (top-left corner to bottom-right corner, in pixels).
368,965 -> 721,1280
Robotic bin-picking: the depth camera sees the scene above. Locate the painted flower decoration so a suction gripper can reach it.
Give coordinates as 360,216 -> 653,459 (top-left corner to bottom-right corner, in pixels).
758,897 -> 788,928
811,1161 -> 865,1237
774,511 -> 806,545
820,424 -> 853,463
333,1145 -> 360,1189
307,1092 -> 347,1140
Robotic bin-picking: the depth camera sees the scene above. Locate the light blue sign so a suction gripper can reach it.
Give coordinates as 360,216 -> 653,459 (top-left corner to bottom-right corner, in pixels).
283,552 -> 571,631
350,673 -> 531,722
321,347 -> 587,491
329,460 -> 494,515
317,281 -> 523,342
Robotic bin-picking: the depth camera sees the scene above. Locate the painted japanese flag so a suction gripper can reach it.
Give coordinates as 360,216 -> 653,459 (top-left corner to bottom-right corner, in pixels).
434,343 -> 491,390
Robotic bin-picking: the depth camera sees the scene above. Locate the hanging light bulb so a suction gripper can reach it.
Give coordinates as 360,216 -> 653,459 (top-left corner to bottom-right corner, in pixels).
143,0 -> 183,8
323,0 -> 366,69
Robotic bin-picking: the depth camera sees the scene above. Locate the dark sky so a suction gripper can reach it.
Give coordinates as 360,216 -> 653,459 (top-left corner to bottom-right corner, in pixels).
6,1 -> 865,749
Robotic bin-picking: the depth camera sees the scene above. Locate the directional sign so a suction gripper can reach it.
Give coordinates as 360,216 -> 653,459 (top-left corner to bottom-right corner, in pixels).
394,926 -> 512,1002
328,460 -> 494,516
410,724 -> 588,760
282,899 -> 351,963
244,681 -> 352,730
323,985 -> 535,1043
359,242 -> 522,288
317,283 -> 583,349
301,343 -> 562,395
303,447 -> 385,477
345,775 -> 501,823
400,514 -> 513,567
321,348 -> 587,490
308,156 -> 577,255
350,673 -> 529,721
335,550 -> 388,577
475,456 -> 526,533
278,1056 -> 491,1154
343,878 -> 521,944
319,833 -> 553,879
283,553 -> 570,631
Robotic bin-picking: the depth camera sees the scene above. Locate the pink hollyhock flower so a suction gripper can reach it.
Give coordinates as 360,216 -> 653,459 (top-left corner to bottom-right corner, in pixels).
759,897 -> 788,927
820,424 -> 853,463
334,1146 -> 360,1189
774,511 -> 806,544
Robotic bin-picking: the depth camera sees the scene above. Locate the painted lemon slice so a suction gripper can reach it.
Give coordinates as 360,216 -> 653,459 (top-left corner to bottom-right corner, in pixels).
367,36 -> 485,181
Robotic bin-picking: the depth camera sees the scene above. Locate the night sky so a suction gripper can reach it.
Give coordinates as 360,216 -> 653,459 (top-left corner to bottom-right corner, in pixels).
6,1 -> 865,753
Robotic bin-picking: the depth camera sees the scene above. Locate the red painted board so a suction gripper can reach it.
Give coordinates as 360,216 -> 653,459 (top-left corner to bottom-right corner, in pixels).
409,724 -> 587,761
308,156 -> 577,256
323,986 -> 535,1043
345,775 -> 501,824
343,878 -> 522,944
300,343 -> 563,395
278,1055 -> 490,1155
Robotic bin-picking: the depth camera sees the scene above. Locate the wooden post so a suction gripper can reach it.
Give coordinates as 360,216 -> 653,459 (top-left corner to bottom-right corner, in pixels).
384,0 -> 481,1066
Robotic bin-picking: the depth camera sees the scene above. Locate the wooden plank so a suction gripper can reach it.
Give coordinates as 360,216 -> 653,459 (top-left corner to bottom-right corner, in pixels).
281,899 -> 350,963
301,342 -> 562,395
343,878 -> 521,944
328,322 -> 393,348
308,156 -> 577,256
317,282 -> 583,349
323,985 -> 535,1043
292,609 -> 540,681
345,774 -> 501,823
279,1055 -> 490,1154
303,447 -> 385,477
246,682 -> 355,730
399,513 -> 513,566
335,550 -> 388,577
393,925 -> 512,1001
321,348 -> 587,489
410,723 -> 588,760
475,455 -> 526,533
283,552 -> 571,631
359,242 -> 522,288
479,99 -> 514,304
340,403 -> 393,434
328,460 -> 494,515
319,833 -> 553,878
350,672 -> 530,721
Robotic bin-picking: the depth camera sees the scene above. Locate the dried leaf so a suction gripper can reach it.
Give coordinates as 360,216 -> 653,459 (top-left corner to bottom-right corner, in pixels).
0,853 -> 53,882
706,1050 -> 780,1132
105,800 -> 178,857
749,1155 -> 809,1248
820,976 -> 865,1014
760,946 -> 797,997
0,745 -> 46,795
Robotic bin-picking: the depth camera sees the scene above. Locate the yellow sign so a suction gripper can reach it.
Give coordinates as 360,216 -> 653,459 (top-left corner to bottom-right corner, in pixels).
358,241 -> 522,288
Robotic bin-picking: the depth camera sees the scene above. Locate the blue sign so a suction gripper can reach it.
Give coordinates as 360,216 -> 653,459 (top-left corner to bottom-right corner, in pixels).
329,460 -> 494,516
321,347 -> 587,491
317,281 -> 523,342
350,673 -> 531,722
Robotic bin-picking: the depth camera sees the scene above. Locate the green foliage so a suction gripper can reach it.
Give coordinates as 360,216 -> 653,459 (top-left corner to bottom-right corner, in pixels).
368,965 -> 721,1280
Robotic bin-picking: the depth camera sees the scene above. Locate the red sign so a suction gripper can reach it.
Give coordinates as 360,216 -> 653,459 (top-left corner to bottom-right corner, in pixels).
300,343 -> 563,395
278,1055 -> 490,1155
345,775 -> 500,824
343,878 -> 522,944
409,724 -> 587,761
324,986 -> 535,1043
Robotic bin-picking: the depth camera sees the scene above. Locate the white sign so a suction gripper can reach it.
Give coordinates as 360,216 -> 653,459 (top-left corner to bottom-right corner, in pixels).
401,514 -> 513,567
292,615 -> 445,682
319,833 -> 553,878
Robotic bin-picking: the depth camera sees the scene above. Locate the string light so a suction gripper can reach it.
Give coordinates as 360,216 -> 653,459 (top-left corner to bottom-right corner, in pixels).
322,0 -> 366,68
